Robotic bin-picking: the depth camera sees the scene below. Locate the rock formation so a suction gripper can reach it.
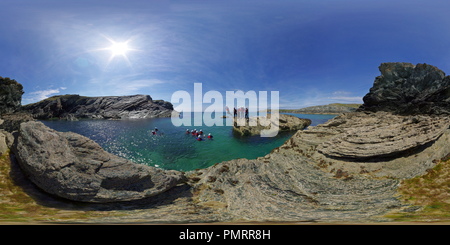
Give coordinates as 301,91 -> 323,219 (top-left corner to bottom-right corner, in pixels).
0,79 -> 185,203
360,62 -> 450,115
23,94 -> 173,120
0,77 -> 23,115
317,112 -> 449,159
179,62 -> 450,223
232,113 -> 311,136
4,62 -> 450,223
12,121 -> 186,203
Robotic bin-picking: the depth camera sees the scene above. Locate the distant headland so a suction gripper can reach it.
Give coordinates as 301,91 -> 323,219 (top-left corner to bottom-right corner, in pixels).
22,94 -> 174,120
278,103 -> 361,114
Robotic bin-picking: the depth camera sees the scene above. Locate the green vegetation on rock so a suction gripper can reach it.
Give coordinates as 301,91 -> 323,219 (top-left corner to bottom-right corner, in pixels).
386,157 -> 450,223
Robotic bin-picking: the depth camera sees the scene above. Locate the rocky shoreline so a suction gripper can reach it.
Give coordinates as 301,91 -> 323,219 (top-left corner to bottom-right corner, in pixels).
2,62 -> 450,223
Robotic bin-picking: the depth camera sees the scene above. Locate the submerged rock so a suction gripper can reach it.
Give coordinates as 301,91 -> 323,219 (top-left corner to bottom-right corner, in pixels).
12,121 -> 186,203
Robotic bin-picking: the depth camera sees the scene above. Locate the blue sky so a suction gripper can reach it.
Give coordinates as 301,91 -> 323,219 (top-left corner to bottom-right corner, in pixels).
1,0 -> 450,108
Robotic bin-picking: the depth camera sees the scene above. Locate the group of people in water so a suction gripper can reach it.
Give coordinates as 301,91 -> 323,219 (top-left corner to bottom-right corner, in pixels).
186,128 -> 213,141
150,126 -> 213,141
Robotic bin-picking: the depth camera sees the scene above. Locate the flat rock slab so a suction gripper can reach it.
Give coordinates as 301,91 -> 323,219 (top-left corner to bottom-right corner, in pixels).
13,121 -> 186,203
317,112 -> 450,159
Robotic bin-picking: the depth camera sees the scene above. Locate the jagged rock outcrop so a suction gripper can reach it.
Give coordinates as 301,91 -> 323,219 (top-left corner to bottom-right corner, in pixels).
12,121 -> 186,203
0,77 -> 24,115
232,113 -> 311,136
23,94 -> 173,120
360,62 -> 450,115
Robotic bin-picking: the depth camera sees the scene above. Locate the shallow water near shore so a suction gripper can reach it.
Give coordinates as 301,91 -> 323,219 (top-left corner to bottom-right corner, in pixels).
42,113 -> 335,171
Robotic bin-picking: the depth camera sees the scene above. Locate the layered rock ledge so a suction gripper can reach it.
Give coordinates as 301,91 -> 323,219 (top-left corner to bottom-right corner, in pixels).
317,112 -> 449,159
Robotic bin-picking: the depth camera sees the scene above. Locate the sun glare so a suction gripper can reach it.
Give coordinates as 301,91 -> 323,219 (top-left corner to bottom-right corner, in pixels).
108,41 -> 130,57
99,36 -> 137,66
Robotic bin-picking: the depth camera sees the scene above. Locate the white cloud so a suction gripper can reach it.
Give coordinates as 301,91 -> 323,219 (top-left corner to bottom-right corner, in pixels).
87,75 -> 168,97
22,87 -> 66,105
331,90 -> 352,96
327,90 -> 363,103
117,79 -> 165,95
327,96 -> 363,104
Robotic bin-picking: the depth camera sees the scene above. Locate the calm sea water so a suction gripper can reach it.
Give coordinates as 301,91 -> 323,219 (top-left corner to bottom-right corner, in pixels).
41,113 -> 335,171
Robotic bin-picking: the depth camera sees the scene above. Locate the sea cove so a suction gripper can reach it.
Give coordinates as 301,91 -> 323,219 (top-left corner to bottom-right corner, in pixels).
41,112 -> 335,171
3,62 -> 450,222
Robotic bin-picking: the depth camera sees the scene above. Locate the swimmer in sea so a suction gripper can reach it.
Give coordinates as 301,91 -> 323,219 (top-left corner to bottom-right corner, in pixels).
207,133 -> 213,139
196,134 -> 203,141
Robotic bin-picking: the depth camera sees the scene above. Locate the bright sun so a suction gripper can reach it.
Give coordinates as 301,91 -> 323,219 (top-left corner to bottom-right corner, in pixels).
99,37 -> 136,66
108,41 -> 131,57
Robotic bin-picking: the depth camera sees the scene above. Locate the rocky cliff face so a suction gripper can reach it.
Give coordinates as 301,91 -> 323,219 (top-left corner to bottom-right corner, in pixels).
23,94 -> 173,120
360,62 -> 450,115
0,77 -> 24,115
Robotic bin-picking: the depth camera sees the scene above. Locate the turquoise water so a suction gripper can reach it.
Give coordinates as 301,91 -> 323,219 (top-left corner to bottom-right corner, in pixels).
42,113 -> 335,172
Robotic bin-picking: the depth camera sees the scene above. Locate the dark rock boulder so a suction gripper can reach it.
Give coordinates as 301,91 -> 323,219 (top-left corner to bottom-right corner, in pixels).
23,94 -> 174,120
0,77 -> 34,132
360,62 -> 450,115
0,77 -> 24,115
0,112 -> 34,132
12,121 -> 186,203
